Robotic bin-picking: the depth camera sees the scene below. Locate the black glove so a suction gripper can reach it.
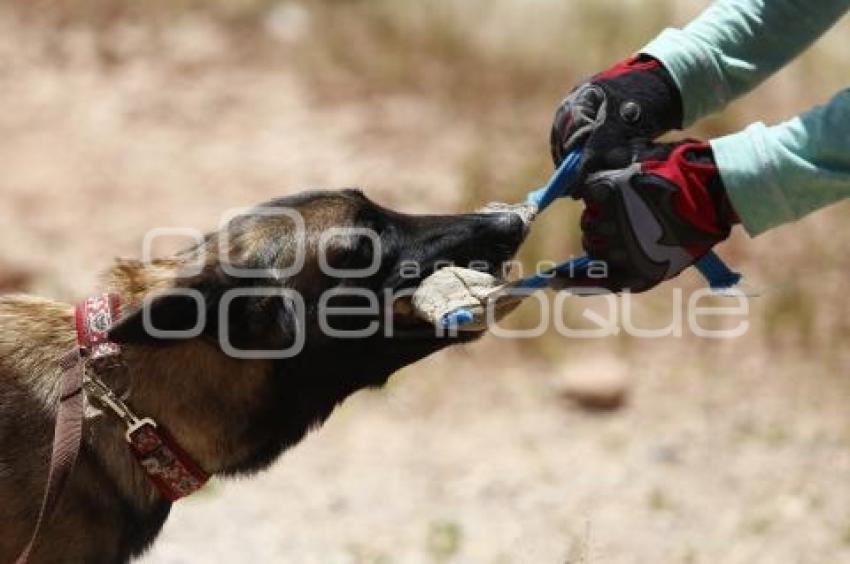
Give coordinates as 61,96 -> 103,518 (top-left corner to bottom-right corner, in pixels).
550,55 -> 683,177
568,141 -> 738,293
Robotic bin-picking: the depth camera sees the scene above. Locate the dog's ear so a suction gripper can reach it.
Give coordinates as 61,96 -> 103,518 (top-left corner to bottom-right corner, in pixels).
109,290 -> 209,345
109,272 -> 300,354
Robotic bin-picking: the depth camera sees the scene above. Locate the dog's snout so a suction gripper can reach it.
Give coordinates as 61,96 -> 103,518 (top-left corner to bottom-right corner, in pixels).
482,212 -> 526,244
397,209 -> 528,282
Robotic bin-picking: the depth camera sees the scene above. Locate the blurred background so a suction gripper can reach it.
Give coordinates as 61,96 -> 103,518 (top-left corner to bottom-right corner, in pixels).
1,1 -> 848,562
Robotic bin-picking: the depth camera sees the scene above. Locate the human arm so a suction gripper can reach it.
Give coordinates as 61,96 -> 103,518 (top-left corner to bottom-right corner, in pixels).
641,0 -> 850,125
641,0 -> 850,234
711,89 -> 850,235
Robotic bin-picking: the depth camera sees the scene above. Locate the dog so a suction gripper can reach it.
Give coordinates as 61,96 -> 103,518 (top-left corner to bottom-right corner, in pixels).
0,189 -> 525,563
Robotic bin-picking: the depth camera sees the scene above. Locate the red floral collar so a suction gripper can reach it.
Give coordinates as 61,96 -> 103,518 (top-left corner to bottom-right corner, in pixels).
76,295 -> 209,501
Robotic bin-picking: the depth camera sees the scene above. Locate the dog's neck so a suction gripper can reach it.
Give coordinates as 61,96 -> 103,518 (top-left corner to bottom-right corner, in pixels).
99,258 -> 392,486
116,341 -> 276,473
101,259 -> 352,477
101,261 -> 280,476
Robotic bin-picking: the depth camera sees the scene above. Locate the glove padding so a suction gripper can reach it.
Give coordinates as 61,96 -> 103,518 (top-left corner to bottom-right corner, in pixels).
567,141 -> 737,293
550,55 -> 683,177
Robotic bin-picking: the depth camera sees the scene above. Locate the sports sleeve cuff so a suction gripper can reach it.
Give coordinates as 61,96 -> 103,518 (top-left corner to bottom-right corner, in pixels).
710,124 -> 796,237
642,28 -> 729,127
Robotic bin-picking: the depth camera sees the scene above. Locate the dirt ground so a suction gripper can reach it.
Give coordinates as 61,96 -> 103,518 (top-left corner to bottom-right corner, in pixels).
1,3 -> 849,563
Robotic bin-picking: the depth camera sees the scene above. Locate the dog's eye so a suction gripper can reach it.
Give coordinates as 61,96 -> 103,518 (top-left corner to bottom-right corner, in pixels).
322,230 -> 380,275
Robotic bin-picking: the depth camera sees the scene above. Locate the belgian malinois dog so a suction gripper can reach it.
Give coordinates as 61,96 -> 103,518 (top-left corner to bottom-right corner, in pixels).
0,189 -> 526,563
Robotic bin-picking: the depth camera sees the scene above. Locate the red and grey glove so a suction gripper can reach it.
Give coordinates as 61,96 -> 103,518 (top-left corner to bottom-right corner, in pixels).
571,141 -> 738,293
550,55 -> 683,176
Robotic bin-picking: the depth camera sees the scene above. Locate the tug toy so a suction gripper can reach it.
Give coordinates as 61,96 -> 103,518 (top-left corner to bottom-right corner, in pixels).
412,149 -> 752,331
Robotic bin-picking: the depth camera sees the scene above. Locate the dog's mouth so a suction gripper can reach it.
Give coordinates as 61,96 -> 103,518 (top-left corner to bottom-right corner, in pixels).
387,258 -> 516,339
379,207 -> 530,340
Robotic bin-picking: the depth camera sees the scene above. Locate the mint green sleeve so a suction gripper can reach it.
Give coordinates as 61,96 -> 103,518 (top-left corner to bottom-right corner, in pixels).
639,0 -> 850,236
711,91 -> 850,235
641,0 -> 849,125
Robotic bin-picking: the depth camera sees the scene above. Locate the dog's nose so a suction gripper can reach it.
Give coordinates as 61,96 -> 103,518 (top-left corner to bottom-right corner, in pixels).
482,212 -> 527,244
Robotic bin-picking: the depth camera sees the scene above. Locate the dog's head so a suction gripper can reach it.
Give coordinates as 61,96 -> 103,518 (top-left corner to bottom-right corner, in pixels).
110,189 -> 525,386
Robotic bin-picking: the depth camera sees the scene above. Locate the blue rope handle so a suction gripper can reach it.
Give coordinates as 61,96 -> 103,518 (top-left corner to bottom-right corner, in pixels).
526,150 -> 583,211
694,251 -> 742,290
442,149 -> 744,327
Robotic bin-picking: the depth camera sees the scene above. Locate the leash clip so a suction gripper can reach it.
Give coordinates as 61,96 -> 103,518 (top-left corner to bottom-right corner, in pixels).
124,417 -> 159,444
83,372 -> 156,443
82,371 -> 143,433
